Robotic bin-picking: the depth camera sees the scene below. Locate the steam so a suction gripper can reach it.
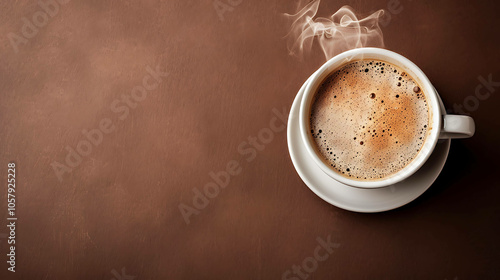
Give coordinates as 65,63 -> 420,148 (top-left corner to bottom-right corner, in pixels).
284,0 -> 386,61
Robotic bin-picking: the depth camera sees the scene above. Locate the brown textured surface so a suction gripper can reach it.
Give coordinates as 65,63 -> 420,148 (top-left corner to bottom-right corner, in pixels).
0,0 -> 499,279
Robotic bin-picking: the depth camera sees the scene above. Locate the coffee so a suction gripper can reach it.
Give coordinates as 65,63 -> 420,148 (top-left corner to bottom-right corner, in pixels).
309,59 -> 430,181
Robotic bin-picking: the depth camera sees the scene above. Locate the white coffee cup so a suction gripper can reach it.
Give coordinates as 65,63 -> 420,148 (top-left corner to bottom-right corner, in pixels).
299,48 -> 475,189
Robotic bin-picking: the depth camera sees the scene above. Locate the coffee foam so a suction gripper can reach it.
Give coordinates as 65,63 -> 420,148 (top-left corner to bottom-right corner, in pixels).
310,60 -> 430,180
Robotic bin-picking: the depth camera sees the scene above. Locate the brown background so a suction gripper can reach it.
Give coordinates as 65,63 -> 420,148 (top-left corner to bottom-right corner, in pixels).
1,0 -> 499,279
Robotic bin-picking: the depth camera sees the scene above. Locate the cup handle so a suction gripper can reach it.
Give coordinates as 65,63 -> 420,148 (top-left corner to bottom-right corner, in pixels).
439,115 -> 475,139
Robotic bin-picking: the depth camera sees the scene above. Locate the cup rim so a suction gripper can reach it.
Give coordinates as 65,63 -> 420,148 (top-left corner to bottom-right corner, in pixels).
299,47 -> 441,189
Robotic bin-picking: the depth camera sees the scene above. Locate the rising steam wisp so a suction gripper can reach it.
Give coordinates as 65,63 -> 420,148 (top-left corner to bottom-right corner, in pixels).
284,0 -> 386,61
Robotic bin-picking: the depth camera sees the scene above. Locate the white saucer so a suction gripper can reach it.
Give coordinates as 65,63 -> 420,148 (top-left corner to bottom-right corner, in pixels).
287,78 -> 451,213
